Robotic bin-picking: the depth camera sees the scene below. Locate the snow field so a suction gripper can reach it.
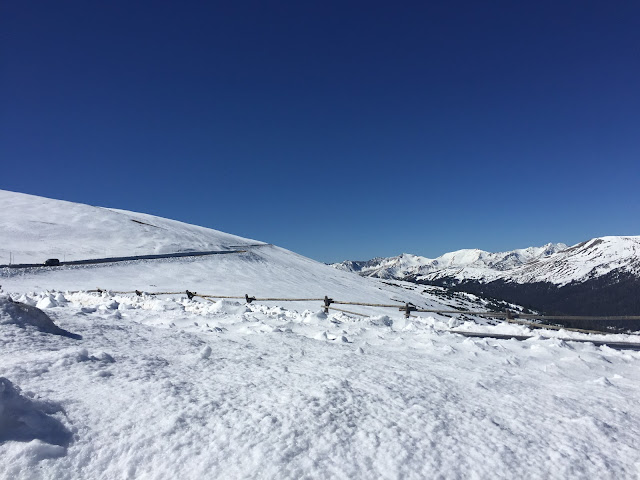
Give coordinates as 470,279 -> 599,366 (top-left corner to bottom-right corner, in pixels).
1,292 -> 640,479
2,190 -> 640,478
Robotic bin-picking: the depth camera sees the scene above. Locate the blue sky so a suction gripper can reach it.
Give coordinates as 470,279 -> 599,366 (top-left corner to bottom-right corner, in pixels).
2,1 -> 639,262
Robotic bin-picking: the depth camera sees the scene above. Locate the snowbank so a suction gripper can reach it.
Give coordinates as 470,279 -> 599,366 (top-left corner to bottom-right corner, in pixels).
0,295 -> 80,339
0,377 -> 71,447
0,292 -> 639,479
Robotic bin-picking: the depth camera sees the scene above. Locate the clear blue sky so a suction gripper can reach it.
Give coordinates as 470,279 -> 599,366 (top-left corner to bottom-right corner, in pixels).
2,1 -> 639,262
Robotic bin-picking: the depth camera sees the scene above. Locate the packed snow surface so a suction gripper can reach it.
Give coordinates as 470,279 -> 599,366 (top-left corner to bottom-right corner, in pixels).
2,292 -> 640,479
2,189 -> 640,478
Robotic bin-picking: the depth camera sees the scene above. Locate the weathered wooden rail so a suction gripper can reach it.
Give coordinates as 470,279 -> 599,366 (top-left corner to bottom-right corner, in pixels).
39,288 -> 639,349
73,288 -> 640,335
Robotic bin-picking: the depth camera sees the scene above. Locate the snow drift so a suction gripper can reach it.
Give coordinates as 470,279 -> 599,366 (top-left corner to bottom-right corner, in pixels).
0,377 -> 71,447
0,295 -> 80,339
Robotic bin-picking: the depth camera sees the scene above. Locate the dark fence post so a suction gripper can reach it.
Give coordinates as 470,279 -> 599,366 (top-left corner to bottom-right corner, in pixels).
401,303 -> 416,318
323,296 -> 333,314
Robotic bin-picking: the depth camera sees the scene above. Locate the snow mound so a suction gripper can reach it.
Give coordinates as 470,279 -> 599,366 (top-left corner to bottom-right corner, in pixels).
0,377 -> 72,447
0,296 -> 81,339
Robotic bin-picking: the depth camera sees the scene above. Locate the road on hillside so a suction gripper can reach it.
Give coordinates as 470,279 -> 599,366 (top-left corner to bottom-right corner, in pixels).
0,246 -> 271,269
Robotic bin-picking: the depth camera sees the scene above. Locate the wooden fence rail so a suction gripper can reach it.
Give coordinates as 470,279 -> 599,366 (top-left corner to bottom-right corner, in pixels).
76,288 -> 640,334
60,287 -> 640,346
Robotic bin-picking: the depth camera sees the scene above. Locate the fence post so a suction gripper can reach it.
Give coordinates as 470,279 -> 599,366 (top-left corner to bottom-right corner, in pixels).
323,296 -> 333,314
400,303 -> 416,318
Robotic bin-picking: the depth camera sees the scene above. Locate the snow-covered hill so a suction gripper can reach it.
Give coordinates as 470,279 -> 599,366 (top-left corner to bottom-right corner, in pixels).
334,237 -> 640,287
0,189 -> 500,316
2,189 -> 640,479
0,190 -> 264,265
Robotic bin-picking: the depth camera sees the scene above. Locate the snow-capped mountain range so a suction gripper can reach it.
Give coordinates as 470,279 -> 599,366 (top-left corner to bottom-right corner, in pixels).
334,237 -> 640,287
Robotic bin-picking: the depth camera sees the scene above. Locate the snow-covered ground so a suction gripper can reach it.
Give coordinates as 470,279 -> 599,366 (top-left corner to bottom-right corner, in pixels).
2,189 -> 640,478
2,292 -> 640,479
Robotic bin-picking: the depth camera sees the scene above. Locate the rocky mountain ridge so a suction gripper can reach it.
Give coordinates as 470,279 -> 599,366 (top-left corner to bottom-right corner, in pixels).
333,237 -> 640,317
334,237 -> 640,287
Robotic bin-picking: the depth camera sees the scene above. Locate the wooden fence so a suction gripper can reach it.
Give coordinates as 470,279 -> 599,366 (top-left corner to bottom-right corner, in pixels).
80,288 -> 640,336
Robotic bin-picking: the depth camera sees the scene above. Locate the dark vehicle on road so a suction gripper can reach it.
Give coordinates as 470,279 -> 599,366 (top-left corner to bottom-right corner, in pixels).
44,258 -> 61,266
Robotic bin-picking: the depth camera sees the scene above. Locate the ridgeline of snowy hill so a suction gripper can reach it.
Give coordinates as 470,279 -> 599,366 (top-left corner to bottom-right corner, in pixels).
0,190 -> 264,265
2,189 -> 640,479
